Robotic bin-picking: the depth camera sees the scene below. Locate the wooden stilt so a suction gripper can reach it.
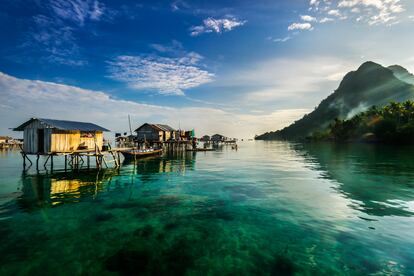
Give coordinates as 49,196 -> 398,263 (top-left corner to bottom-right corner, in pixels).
64,155 -> 67,171
50,155 -> 53,171
36,154 -> 40,171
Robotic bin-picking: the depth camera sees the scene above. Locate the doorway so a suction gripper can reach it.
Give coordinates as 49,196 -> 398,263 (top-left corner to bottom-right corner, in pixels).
37,129 -> 44,153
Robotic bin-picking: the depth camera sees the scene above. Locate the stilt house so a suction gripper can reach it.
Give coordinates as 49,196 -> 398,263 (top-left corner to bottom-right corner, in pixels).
135,123 -> 176,142
13,118 -> 109,154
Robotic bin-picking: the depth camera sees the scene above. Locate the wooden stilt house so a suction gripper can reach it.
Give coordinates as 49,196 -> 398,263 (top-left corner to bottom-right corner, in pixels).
135,123 -> 176,142
13,118 -> 109,154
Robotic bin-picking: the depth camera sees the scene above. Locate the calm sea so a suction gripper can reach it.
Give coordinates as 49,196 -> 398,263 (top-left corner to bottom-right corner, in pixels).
0,141 -> 413,275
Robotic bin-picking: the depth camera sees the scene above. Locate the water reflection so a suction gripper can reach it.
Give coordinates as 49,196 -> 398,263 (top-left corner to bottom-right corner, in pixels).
294,143 -> 414,217
12,152 -> 197,213
15,169 -> 120,212
124,152 -> 196,174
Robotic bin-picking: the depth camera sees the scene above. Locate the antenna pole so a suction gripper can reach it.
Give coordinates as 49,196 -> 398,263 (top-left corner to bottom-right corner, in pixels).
128,115 -> 133,136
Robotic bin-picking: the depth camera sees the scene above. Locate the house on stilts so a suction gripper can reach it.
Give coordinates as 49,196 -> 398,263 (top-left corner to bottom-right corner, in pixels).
13,118 -> 121,170
14,118 -> 109,153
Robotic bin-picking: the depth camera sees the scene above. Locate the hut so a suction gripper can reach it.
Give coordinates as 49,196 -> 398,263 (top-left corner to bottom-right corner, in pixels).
211,134 -> 226,142
13,118 -> 109,154
135,123 -> 176,142
200,135 -> 210,142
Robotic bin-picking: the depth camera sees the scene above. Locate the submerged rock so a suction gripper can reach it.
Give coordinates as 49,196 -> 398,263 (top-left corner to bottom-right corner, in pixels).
134,225 -> 154,238
105,249 -> 151,275
94,212 -> 114,222
271,255 -> 296,276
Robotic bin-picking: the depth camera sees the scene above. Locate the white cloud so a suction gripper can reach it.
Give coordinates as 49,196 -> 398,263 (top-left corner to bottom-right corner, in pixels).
336,0 -> 405,25
288,22 -> 313,31
320,17 -> 334,23
272,36 -> 292,43
327,9 -> 342,16
107,52 -> 214,96
301,15 -> 317,22
290,0 -> 408,33
190,16 -> 247,36
0,72 -> 308,139
50,0 -> 105,26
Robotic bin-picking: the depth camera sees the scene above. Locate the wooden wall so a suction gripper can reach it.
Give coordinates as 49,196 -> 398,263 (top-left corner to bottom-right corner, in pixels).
136,125 -> 162,141
50,131 -> 103,152
22,119 -> 104,153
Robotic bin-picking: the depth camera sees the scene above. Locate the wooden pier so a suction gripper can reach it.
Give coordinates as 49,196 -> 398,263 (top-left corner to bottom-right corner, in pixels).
20,144 -> 132,171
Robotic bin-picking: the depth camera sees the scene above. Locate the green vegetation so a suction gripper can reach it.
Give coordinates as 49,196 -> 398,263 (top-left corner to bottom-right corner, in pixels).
310,101 -> 414,144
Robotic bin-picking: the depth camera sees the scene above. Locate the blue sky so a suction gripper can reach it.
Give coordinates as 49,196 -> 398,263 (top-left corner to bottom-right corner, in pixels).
1,0 -> 414,138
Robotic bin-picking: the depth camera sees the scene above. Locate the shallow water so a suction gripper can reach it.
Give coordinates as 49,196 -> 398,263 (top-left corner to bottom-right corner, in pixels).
0,141 -> 413,275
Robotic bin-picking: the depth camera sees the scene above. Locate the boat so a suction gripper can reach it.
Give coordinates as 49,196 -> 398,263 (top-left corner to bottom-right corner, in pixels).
186,148 -> 215,152
120,148 -> 163,160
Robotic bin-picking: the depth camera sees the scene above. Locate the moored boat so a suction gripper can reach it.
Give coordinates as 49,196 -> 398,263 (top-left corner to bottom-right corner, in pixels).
120,148 -> 162,160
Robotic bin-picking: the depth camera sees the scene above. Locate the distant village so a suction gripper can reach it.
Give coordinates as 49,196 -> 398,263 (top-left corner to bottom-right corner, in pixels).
0,136 -> 23,150
116,123 -> 237,146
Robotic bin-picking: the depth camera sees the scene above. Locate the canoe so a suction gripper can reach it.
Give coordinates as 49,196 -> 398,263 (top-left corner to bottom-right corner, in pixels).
120,149 -> 163,160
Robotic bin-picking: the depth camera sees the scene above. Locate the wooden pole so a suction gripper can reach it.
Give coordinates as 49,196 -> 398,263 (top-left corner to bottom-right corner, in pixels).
50,155 -> 53,171
36,154 -> 40,171
64,155 -> 67,171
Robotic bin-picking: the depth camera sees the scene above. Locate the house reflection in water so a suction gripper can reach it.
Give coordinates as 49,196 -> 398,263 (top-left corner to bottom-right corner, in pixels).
18,169 -> 119,211
125,151 -> 197,177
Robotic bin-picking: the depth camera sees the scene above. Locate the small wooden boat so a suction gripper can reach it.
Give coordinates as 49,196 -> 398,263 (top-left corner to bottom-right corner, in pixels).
120,149 -> 163,160
186,148 -> 215,152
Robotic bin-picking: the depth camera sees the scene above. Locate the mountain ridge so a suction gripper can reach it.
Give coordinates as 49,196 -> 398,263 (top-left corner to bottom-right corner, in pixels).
255,61 -> 414,140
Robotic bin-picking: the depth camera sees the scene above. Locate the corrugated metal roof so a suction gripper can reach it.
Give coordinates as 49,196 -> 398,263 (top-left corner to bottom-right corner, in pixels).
14,118 -> 109,132
154,124 -> 175,132
135,123 -> 175,132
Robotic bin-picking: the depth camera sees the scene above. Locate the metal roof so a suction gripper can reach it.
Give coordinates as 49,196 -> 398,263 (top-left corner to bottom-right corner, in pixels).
13,118 -> 110,132
135,123 -> 175,132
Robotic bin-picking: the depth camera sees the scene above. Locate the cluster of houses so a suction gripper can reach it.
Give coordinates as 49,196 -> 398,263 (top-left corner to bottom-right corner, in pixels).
116,123 -> 195,145
200,134 -> 236,143
11,117 -> 236,155
0,136 -> 23,149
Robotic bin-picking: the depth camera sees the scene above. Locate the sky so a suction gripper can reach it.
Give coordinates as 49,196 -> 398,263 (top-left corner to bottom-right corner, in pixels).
1,0 -> 414,139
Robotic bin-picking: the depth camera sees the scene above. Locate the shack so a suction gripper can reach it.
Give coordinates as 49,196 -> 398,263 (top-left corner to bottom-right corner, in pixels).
135,123 -> 176,142
211,134 -> 226,142
13,118 -> 109,154
200,135 -> 210,142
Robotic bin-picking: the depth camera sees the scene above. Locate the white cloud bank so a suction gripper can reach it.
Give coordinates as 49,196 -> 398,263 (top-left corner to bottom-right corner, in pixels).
190,16 -> 246,36
107,52 -> 214,96
0,72 -> 308,139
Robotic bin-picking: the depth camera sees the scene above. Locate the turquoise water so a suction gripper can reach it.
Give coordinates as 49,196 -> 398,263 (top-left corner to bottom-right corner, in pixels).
0,141 -> 413,275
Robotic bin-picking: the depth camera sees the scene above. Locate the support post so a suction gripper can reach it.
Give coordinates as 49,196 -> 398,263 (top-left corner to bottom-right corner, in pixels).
51,155 -> 53,171
36,154 -> 40,171
64,155 -> 67,171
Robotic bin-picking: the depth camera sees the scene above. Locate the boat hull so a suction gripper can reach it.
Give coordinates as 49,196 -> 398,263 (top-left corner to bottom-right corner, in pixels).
120,149 -> 163,160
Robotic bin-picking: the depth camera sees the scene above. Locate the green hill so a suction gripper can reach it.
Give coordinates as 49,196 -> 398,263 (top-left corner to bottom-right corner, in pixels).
256,61 -> 414,140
